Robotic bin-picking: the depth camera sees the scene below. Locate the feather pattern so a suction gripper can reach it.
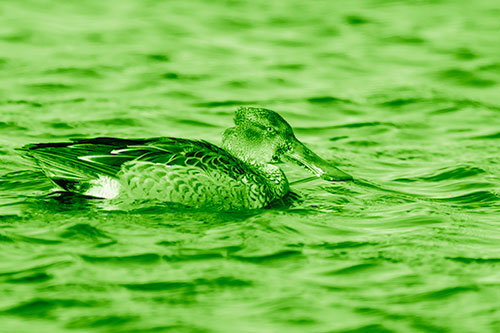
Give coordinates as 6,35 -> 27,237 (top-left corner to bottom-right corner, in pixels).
20,137 -> 286,209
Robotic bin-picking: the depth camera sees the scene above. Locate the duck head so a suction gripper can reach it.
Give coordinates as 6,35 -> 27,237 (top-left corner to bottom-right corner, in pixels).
222,107 -> 352,181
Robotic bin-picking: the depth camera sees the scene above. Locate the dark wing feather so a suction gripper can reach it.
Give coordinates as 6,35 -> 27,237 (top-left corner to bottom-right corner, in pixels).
21,138 -> 157,179
20,137 -> 253,185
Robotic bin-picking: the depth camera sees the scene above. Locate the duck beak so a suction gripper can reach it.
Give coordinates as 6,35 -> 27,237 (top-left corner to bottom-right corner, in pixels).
284,139 -> 352,181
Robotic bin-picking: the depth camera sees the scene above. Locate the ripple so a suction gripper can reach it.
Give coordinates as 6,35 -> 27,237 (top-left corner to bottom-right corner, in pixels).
306,96 -> 352,104
385,35 -> 426,44
269,63 -> 305,70
454,47 -> 478,60
344,15 -> 371,25
193,100 -> 258,107
122,281 -> 192,291
3,99 -> 43,107
326,263 -> 379,275
122,277 -> 251,291
44,67 -> 102,78
163,250 -> 226,262
334,121 -> 395,129
378,97 -> 421,107
336,324 -> 393,333
446,257 -> 500,264
66,314 -> 138,329
312,241 -> 375,250
435,190 -> 499,205
175,119 -> 219,128
86,117 -> 142,127
5,272 -> 52,284
0,233 -> 14,242
0,30 -> 32,42
59,223 -> 112,242
3,298 -> 100,318
145,53 -> 170,62
436,68 -> 497,87
160,72 -> 206,81
47,121 -> 74,129
346,140 -> 379,147
0,261 -> 72,279
0,121 -> 28,131
80,253 -> 161,264
296,121 -> 395,134
426,166 -> 486,180
230,249 -> 302,263
471,131 -> 500,140
12,235 -> 62,245
478,62 -> 500,74
395,166 -> 486,182
401,285 -> 480,303
24,83 -> 75,91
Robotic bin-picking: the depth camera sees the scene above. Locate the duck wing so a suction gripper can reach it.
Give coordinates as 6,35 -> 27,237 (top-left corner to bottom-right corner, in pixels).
20,137 -> 251,192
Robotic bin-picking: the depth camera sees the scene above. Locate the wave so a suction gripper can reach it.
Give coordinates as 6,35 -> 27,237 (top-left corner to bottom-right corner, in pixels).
80,253 -> 161,264
434,190 -> 499,205
394,165 -> 486,182
3,298 -> 103,318
446,257 -> 500,264
122,276 -> 251,292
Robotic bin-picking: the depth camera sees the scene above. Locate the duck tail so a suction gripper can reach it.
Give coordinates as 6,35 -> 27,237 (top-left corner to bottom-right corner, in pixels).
18,142 -> 125,193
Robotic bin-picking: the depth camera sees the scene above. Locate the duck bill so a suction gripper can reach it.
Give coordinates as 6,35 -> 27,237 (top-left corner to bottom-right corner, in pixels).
284,139 -> 352,181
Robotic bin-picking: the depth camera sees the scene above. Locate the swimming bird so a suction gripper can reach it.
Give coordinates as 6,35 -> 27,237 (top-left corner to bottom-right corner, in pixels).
20,107 -> 352,210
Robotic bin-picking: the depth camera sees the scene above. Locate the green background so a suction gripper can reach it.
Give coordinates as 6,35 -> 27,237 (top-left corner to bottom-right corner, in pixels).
0,0 -> 499,332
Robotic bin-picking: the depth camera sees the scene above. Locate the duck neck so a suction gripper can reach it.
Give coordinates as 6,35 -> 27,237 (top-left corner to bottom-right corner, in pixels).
222,132 -> 289,198
253,162 -> 289,198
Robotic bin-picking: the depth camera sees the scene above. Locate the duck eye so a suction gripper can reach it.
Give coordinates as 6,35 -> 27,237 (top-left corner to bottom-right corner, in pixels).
267,127 -> 276,134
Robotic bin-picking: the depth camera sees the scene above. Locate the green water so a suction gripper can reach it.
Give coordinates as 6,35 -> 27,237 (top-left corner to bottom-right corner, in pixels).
1,0 -> 500,332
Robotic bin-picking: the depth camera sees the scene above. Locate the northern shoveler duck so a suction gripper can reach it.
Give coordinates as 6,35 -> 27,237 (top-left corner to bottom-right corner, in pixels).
20,107 -> 352,210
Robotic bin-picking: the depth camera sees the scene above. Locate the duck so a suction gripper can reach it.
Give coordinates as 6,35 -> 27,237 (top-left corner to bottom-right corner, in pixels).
20,107 -> 352,210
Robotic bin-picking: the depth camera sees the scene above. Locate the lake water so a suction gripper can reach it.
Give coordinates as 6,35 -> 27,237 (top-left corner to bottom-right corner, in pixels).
1,0 -> 500,332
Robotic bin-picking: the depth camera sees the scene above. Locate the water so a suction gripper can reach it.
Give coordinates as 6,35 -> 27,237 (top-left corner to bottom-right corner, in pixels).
1,0 -> 500,331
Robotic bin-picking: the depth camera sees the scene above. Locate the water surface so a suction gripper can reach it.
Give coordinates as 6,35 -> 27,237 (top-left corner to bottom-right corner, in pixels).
1,0 -> 500,332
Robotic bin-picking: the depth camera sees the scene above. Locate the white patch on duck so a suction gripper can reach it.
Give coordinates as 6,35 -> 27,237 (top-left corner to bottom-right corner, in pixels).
84,175 -> 121,199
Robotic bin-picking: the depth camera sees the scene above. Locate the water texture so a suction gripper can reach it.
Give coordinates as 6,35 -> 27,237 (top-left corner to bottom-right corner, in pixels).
1,0 -> 500,332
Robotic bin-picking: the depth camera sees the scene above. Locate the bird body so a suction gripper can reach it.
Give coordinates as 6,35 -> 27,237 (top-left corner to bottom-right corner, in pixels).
20,107 -> 351,210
